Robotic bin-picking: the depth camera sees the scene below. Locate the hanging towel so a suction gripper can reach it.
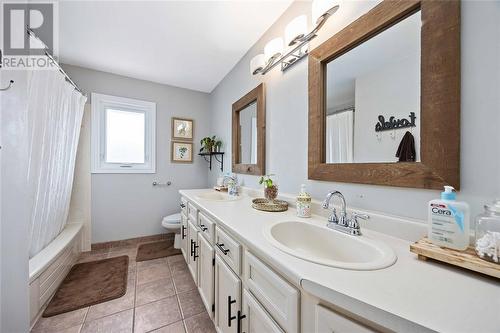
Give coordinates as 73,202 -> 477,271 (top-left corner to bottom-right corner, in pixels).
396,131 -> 416,162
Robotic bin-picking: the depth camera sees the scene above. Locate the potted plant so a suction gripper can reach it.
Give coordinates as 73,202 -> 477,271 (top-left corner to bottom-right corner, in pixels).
200,136 -> 216,153
259,174 -> 278,201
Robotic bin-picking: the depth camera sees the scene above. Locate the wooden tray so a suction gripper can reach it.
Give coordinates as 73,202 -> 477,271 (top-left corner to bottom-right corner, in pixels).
410,237 -> 500,279
252,198 -> 288,212
213,186 -> 228,192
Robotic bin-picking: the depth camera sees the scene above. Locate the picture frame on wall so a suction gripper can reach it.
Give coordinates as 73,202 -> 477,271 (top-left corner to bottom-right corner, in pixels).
172,117 -> 194,140
171,141 -> 193,163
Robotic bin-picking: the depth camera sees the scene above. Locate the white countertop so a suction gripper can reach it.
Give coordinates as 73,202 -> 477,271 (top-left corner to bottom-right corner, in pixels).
180,189 -> 500,333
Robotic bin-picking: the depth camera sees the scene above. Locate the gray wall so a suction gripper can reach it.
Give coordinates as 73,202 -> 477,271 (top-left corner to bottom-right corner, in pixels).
62,65 -> 211,243
1,70 -> 30,332
209,0 -> 500,222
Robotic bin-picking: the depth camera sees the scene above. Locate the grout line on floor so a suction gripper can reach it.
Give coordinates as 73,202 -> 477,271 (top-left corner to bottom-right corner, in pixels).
79,307 -> 89,332
132,245 -> 138,333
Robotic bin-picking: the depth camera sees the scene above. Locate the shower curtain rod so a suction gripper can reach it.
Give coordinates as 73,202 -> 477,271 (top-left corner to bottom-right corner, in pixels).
27,28 -> 85,96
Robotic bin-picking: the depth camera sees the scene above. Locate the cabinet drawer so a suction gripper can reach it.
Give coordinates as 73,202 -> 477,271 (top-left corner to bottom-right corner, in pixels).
215,226 -> 241,275
180,197 -> 188,215
244,251 -> 299,333
198,212 -> 215,244
187,202 -> 198,222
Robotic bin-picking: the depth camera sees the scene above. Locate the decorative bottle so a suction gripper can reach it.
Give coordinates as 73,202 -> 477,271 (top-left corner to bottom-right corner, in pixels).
296,184 -> 311,218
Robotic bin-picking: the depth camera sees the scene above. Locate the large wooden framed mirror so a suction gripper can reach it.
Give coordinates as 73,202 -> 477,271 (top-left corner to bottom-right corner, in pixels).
232,83 -> 266,175
308,0 -> 460,189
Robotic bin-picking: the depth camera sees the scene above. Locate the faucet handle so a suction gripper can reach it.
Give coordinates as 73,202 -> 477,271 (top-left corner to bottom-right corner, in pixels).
349,212 -> 369,228
327,208 -> 339,224
353,212 -> 369,220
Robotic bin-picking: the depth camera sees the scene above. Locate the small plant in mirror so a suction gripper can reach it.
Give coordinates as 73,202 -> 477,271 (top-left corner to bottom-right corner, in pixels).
259,174 -> 278,201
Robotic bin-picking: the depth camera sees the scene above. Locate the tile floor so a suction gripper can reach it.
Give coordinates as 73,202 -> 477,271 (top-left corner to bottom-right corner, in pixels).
31,243 -> 216,333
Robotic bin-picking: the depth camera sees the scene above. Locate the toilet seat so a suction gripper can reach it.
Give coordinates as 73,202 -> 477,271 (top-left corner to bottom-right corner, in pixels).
162,213 -> 181,228
161,213 -> 182,249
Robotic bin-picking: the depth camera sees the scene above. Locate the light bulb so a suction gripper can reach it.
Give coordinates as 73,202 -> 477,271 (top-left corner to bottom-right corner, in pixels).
285,15 -> 308,46
250,54 -> 265,75
264,38 -> 284,63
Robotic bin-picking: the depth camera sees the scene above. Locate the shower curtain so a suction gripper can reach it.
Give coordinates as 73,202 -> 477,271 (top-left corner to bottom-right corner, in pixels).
326,110 -> 354,163
27,70 -> 87,258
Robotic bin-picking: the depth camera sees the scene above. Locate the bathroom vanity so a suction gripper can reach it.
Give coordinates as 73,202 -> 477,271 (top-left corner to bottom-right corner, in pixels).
179,189 -> 500,333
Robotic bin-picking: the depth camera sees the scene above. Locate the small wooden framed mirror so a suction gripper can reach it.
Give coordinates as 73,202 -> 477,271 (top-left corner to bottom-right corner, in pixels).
232,83 -> 266,175
308,0 -> 460,190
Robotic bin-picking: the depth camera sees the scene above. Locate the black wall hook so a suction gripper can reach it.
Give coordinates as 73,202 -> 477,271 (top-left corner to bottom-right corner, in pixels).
0,80 -> 14,91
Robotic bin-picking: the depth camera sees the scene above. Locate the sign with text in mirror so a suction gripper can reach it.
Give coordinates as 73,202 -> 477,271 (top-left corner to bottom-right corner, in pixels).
325,11 -> 421,164
238,101 -> 258,165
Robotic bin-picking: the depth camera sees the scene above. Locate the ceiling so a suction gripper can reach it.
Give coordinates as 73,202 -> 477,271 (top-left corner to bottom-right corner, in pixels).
59,1 -> 292,93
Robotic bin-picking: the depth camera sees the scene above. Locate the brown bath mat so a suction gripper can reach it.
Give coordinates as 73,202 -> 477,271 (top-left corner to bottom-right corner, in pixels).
136,239 -> 181,262
43,256 -> 128,317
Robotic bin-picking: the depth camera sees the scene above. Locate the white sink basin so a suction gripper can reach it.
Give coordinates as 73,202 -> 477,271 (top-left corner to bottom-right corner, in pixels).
196,192 -> 242,202
264,221 -> 397,270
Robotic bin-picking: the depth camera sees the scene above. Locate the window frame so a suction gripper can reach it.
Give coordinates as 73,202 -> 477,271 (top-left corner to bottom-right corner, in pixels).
91,93 -> 156,174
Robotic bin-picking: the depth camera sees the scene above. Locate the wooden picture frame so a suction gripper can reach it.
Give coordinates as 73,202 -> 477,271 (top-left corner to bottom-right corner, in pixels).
171,141 -> 193,163
308,0 -> 460,190
171,117 -> 194,140
232,83 -> 266,175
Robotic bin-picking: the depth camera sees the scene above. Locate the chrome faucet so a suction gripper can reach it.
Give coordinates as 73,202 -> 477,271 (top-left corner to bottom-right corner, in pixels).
322,191 -> 369,236
322,191 -> 348,225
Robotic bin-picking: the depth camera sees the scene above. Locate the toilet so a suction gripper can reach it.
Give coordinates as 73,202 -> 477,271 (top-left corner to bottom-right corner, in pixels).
162,213 -> 182,249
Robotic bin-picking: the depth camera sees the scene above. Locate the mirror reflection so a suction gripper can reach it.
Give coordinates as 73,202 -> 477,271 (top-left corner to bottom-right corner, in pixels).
325,11 -> 421,164
238,101 -> 257,164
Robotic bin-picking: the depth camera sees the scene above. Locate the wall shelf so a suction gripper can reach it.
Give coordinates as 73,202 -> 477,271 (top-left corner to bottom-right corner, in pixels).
199,152 -> 224,171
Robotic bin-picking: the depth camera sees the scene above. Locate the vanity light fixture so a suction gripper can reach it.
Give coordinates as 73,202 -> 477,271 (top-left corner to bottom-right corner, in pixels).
285,15 -> 308,46
251,0 -> 339,75
264,38 -> 284,63
250,54 -> 266,75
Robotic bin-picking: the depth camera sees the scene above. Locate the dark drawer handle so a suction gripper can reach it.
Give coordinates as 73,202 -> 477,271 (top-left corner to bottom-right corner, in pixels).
181,225 -> 186,239
228,296 -> 236,327
193,244 -> 199,261
237,311 -> 246,333
216,243 -> 229,255
200,224 -> 208,232
180,203 -> 186,208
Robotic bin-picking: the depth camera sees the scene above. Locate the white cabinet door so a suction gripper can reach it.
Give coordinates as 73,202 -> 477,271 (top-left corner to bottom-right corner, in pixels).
215,255 -> 241,333
181,213 -> 189,263
241,289 -> 284,333
244,251 -> 299,333
198,233 -> 215,319
187,221 -> 199,284
315,304 -> 378,333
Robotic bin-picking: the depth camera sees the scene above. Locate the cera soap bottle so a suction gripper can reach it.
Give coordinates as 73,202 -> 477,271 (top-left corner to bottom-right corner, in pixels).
428,186 -> 470,250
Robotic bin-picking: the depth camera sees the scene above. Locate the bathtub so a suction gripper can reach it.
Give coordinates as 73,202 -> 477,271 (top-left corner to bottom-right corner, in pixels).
29,222 -> 83,326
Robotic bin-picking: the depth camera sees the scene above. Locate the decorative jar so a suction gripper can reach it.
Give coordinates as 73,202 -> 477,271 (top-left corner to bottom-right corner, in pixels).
264,185 -> 278,201
475,199 -> 500,264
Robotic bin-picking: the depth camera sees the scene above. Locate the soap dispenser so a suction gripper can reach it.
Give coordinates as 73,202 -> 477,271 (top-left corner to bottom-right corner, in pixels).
428,186 -> 470,250
296,184 -> 311,218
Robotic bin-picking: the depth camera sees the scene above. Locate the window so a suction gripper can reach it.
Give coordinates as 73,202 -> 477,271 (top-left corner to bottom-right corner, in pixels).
91,93 -> 156,173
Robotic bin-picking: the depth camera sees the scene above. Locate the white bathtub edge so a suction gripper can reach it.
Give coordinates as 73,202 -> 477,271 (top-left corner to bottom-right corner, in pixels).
29,222 -> 83,283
